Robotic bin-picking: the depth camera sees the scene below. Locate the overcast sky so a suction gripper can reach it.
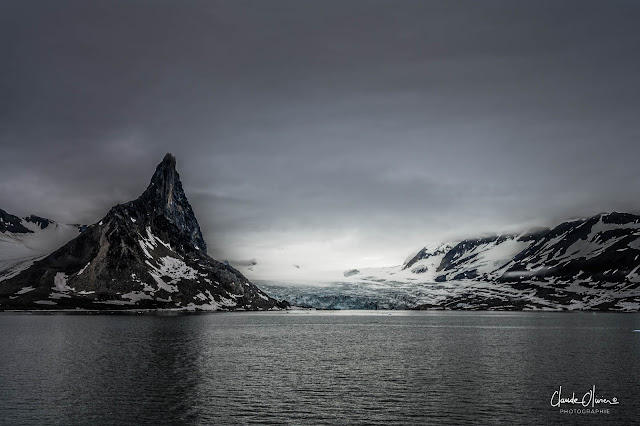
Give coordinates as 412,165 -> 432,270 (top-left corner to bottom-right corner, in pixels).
2,0 -> 640,277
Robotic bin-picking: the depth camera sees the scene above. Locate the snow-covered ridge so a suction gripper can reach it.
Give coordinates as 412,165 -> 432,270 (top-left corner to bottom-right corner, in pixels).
0,210 -> 84,282
336,212 -> 640,310
344,213 -> 640,285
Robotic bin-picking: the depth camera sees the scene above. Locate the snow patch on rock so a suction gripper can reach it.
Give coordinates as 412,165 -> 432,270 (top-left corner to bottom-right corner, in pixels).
53,272 -> 73,292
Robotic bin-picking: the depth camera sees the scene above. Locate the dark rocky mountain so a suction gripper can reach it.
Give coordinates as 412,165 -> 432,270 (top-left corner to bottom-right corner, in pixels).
0,154 -> 288,311
0,209 -> 32,234
23,215 -> 54,230
499,213 -> 640,285
0,209 -> 75,235
343,213 -> 640,311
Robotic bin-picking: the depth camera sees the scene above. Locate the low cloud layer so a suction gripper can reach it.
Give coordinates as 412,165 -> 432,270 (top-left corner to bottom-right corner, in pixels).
2,1 -> 640,275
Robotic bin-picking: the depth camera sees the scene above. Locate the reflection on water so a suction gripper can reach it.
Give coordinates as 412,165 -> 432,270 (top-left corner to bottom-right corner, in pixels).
0,311 -> 639,425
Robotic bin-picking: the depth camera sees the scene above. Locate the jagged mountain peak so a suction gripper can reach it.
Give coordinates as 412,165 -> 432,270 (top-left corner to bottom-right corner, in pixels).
125,153 -> 207,253
161,152 -> 177,166
144,153 -> 179,202
1,154 -> 285,311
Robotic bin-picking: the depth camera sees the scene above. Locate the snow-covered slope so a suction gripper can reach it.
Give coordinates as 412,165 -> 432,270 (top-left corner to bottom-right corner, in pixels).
335,242 -> 455,284
337,213 -> 640,311
500,213 -> 640,284
0,210 -> 84,282
341,235 -> 539,285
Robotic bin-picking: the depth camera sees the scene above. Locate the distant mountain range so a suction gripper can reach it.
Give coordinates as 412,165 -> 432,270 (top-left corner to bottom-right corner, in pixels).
0,154 -> 287,311
340,213 -> 640,311
0,210 -> 84,282
2,156 -> 639,311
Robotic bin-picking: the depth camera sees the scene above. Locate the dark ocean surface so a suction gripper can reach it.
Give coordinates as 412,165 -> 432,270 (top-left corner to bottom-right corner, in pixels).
0,311 -> 638,425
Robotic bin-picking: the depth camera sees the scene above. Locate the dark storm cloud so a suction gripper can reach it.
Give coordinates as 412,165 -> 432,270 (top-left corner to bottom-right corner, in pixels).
1,0 -> 640,271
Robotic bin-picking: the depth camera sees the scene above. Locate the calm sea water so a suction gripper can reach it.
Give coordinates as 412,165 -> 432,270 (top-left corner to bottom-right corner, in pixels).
0,311 -> 639,425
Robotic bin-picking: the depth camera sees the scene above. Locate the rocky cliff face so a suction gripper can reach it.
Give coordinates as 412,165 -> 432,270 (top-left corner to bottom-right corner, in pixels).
131,153 -> 207,253
0,154 -> 287,311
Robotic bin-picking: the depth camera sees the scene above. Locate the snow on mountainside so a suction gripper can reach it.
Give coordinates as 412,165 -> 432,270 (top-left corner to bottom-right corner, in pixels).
338,213 -> 640,311
500,213 -> 640,284
404,242 -> 455,277
0,154 -> 288,311
0,209 -> 84,282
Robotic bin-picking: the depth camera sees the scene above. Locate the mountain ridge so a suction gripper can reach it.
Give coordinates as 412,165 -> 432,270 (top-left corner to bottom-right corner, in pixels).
0,210 -> 84,283
341,212 -> 640,310
0,154 -> 287,311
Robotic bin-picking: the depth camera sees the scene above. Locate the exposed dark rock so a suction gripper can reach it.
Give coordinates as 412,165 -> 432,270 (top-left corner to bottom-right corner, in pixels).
0,154 -> 284,311
130,153 -> 207,253
500,213 -> 640,286
437,236 -> 508,273
0,209 -> 32,234
24,215 -> 53,230
403,244 -> 451,270
343,269 -> 360,277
